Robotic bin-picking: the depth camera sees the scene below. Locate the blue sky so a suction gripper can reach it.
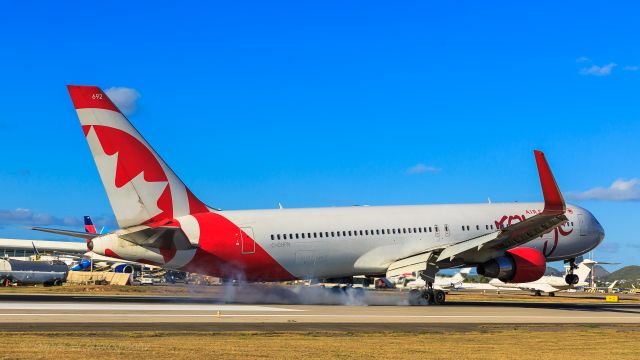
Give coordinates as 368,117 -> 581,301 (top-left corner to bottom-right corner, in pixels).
1,2 -> 639,269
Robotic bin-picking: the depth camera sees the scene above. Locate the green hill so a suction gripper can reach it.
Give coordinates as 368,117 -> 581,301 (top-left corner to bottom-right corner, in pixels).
592,265 -> 610,279
603,266 -> 640,282
544,267 -> 564,276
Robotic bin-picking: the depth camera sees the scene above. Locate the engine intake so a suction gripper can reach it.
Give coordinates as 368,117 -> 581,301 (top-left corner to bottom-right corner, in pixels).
477,248 -> 546,283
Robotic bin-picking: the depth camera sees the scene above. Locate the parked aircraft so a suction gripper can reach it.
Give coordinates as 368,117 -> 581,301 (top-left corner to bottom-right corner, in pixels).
398,268 -> 472,290
488,259 -> 602,296
0,258 -> 68,286
34,85 -> 605,305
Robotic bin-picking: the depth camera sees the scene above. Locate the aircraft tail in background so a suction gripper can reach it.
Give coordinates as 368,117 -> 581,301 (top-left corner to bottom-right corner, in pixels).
84,216 -> 97,234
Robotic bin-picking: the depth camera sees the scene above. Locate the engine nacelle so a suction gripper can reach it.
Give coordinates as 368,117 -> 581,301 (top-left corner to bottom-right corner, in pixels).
113,263 -> 134,273
476,248 -> 546,283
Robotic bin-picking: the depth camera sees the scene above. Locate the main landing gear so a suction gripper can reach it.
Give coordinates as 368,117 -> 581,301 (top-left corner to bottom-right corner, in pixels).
403,252 -> 446,305
408,287 -> 446,306
564,258 -> 579,285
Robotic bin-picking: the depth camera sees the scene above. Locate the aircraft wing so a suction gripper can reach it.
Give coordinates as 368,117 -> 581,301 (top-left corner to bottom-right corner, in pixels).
436,150 -> 566,265
385,150 -> 566,281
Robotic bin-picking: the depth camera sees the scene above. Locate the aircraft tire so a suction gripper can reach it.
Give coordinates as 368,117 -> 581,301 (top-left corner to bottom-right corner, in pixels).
433,290 -> 446,305
423,289 -> 434,305
408,289 -> 422,306
548,292 -> 555,297
565,274 -> 579,285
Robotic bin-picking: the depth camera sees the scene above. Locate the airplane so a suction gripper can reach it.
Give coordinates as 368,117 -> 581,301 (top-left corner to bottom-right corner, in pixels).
488,259 -> 602,296
0,216 -> 135,273
33,85 -> 605,305
397,268 -> 472,290
0,258 -> 69,286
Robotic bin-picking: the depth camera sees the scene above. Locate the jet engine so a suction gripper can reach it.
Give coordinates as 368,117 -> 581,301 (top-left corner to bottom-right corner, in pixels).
476,248 -> 546,283
113,263 -> 134,274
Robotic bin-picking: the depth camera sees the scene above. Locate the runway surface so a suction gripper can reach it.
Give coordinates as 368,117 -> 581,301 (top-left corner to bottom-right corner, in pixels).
1,292 -> 640,330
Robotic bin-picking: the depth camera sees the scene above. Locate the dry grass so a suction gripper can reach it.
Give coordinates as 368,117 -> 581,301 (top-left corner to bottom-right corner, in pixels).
0,327 -> 638,360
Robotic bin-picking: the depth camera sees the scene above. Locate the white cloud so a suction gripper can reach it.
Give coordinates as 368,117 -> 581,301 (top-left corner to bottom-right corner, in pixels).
576,56 -> 591,63
567,178 -> 640,201
105,87 -> 141,115
406,164 -> 440,175
624,65 -> 640,71
579,63 -> 616,76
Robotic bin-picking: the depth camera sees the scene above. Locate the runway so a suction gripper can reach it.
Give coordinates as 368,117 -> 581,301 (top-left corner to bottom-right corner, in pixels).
1,292 -> 640,330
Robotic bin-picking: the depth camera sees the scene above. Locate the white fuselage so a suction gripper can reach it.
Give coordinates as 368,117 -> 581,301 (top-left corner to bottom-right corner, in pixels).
210,202 -> 603,279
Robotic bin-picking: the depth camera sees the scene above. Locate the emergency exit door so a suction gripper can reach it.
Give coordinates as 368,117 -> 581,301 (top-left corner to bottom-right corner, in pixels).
240,227 -> 256,254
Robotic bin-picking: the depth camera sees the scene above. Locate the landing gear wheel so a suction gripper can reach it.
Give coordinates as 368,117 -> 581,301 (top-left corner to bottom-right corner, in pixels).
535,290 -> 542,296
548,292 -> 556,297
433,290 -> 446,305
423,289 -> 434,304
565,274 -> 579,285
408,289 -> 422,306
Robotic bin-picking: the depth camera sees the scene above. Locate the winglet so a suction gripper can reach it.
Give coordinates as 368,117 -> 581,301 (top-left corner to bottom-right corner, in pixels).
534,150 -> 565,214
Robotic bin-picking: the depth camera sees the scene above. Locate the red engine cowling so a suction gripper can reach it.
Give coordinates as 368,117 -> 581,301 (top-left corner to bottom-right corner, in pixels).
476,248 -> 546,283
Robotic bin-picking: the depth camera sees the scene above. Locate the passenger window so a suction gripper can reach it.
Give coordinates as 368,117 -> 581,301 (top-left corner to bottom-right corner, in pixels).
476,225 -> 480,230
429,227 -> 432,232
343,231 -> 347,236
376,229 -> 380,235
277,234 -> 281,240
319,232 -> 323,238
296,234 -> 299,239
403,228 -> 407,234
359,230 -> 363,236
465,226 -> 469,231
348,231 -> 352,236
392,229 -> 396,234
271,235 -> 274,240
302,233 -> 305,239
283,234 -> 287,240
325,232 -> 329,237
314,232 -> 317,238
461,226 -> 465,231
365,230 -> 369,235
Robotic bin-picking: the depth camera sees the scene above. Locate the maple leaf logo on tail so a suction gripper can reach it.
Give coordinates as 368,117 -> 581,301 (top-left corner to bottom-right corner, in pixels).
67,85 -> 211,229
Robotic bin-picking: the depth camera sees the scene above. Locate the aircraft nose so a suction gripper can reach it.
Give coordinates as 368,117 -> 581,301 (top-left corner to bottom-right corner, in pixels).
593,216 -> 605,245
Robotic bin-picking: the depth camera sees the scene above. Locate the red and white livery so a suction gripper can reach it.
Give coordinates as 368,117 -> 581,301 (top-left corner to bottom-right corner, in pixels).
35,85 -> 606,305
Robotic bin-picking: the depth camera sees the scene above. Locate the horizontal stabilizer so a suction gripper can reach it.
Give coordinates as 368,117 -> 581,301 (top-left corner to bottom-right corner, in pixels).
31,227 -> 101,240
